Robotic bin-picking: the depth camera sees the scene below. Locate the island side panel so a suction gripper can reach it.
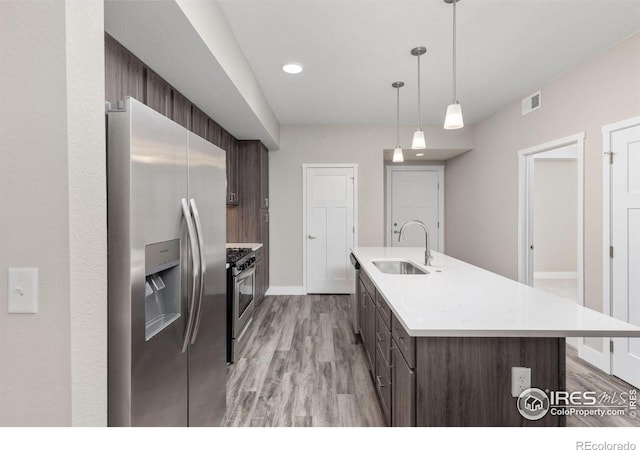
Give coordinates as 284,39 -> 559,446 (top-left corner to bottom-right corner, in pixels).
415,337 -> 565,427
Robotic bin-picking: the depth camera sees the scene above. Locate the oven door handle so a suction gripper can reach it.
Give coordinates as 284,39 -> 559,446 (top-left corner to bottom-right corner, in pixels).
181,198 -> 200,353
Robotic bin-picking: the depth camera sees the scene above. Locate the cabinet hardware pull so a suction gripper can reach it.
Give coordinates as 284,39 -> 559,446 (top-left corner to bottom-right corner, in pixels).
376,375 -> 385,388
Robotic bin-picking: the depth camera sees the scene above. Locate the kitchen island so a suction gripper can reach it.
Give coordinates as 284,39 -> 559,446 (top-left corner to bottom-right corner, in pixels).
350,247 -> 640,427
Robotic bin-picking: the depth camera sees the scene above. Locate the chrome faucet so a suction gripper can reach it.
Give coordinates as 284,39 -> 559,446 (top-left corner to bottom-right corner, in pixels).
398,220 -> 433,266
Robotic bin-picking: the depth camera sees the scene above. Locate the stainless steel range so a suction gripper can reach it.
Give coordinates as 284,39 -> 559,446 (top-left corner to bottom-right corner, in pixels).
227,248 -> 256,362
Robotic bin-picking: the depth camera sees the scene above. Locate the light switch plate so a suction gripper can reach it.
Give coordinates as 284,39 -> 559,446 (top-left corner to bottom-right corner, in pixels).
8,268 -> 38,314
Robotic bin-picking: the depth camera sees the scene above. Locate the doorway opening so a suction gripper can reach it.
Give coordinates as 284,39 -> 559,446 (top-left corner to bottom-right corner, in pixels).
518,133 -> 585,350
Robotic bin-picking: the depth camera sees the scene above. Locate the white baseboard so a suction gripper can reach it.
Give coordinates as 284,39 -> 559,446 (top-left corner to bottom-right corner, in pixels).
266,286 -> 306,296
534,271 -> 578,280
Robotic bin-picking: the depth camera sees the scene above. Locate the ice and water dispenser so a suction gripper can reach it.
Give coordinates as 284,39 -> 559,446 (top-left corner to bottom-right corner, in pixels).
144,239 -> 181,341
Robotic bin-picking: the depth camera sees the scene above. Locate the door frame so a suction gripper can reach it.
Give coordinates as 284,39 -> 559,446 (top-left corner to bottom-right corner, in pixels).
385,165 -> 445,250
302,163 -> 358,294
601,115 -> 640,376
517,132 -> 585,349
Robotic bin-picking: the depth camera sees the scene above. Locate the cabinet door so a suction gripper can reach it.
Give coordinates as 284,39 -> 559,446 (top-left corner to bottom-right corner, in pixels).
171,90 -> 191,129
145,69 -> 171,117
207,119 -> 222,147
260,209 -> 269,294
392,342 -> 415,427
226,138 -> 238,206
191,106 -> 208,140
358,280 -> 367,340
364,289 -> 376,372
105,35 -> 144,105
259,143 -> 269,208
375,347 -> 391,425
255,258 -> 264,304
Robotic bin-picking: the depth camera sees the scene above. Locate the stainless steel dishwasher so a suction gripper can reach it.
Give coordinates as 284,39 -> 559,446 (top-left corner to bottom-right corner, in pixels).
349,253 -> 360,335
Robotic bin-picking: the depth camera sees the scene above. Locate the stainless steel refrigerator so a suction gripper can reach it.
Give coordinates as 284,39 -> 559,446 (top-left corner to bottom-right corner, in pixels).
107,97 -> 226,426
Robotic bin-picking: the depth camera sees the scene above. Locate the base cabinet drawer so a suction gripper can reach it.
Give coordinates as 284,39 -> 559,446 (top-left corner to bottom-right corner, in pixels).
375,347 -> 391,425
391,315 -> 415,369
392,342 -> 415,427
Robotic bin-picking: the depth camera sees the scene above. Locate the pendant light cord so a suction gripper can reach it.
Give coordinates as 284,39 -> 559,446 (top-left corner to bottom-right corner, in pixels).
417,54 -> 421,129
396,86 -> 400,146
452,0 -> 457,104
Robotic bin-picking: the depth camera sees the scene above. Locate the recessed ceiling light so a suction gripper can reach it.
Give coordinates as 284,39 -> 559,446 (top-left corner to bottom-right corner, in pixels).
282,63 -> 303,74
416,153 -> 425,157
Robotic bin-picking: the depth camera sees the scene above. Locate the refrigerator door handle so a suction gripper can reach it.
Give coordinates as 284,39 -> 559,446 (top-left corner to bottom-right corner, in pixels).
181,198 -> 200,353
189,198 -> 206,345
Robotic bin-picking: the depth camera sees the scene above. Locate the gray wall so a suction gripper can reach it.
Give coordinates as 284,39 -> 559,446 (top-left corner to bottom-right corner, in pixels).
445,32 -> 640,352
269,125 -> 473,289
0,0 -> 106,425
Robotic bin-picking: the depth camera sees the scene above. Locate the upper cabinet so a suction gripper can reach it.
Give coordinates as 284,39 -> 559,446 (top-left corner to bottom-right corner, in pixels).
191,106 -> 208,141
171,89 -> 191,129
105,34 -> 144,105
259,143 -> 269,209
225,135 -> 239,206
145,69 -> 171,117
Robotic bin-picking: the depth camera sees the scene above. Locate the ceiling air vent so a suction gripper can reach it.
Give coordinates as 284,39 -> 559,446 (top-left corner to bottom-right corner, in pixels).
522,90 -> 541,116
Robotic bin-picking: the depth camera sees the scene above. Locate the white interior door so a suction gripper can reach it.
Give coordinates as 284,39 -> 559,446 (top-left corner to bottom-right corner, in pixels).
305,166 -> 355,294
611,123 -> 640,388
388,167 -> 442,250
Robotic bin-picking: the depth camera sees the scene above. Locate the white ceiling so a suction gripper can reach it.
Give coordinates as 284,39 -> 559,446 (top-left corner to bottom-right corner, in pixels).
219,0 -> 640,127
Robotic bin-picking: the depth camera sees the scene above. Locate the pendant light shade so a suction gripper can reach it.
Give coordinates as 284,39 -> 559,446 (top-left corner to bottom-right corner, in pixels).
444,0 -> 464,130
411,47 -> 427,150
444,103 -> 464,129
391,81 -> 405,163
392,146 -> 404,163
411,130 -> 426,149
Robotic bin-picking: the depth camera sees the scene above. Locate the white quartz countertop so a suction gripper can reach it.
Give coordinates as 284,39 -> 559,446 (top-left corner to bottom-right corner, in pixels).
226,242 -> 263,251
352,247 -> 640,338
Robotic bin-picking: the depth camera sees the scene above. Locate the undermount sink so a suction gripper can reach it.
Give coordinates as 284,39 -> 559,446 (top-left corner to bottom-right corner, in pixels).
372,260 -> 429,275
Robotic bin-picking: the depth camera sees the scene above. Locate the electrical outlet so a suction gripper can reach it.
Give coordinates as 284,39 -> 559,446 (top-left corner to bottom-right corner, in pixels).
511,367 -> 531,397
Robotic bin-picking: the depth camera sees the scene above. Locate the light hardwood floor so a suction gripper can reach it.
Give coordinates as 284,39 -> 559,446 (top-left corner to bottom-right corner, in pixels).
225,294 -> 385,426
225,295 -> 638,427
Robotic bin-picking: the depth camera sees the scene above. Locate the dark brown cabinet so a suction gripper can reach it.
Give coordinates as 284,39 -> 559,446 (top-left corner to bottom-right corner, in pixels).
392,343 -> 415,427
375,347 -> 391,423
105,34 -> 144,105
171,89 -> 191,129
226,141 -> 239,205
231,141 -> 269,296
363,288 -> 376,373
190,106 -> 208,140
255,246 -> 265,304
259,145 -> 269,208
375,310 -> 392,425
145,69 -> 171,117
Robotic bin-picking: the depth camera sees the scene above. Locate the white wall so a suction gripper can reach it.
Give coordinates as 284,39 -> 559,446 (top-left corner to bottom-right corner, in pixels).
0,0 -> 106,426
269,125 -> 473,289
533,159 -> 578,273
445,32 -> 640,353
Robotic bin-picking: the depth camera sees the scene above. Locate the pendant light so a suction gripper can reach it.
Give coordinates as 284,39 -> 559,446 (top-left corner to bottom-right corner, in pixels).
392,81 -> 405,163
444,0 -> 464,129
411,47 -> 427,149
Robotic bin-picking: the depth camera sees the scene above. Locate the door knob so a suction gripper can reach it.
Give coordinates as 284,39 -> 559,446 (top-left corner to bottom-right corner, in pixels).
308,235 -> 317,240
